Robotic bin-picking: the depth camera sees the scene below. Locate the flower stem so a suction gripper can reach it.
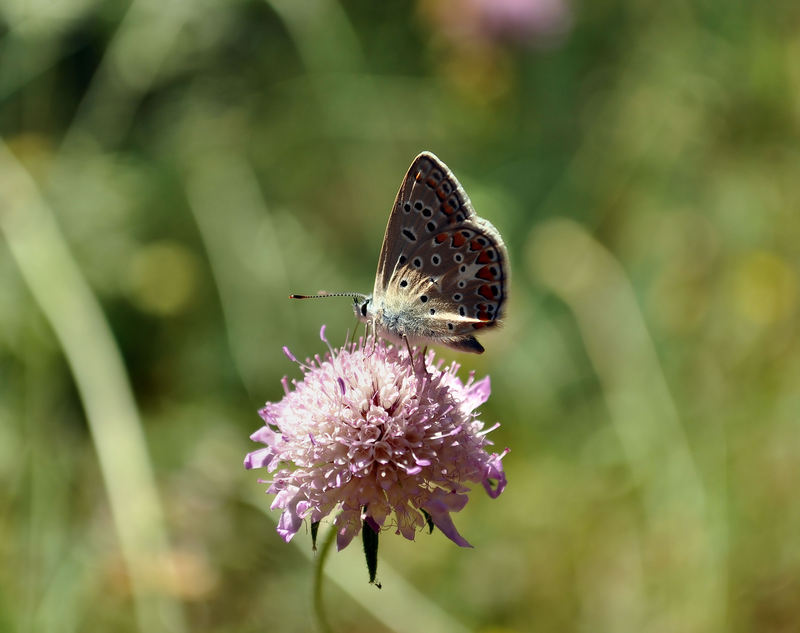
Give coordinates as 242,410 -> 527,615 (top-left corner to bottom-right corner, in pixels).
312,527 -> 337,633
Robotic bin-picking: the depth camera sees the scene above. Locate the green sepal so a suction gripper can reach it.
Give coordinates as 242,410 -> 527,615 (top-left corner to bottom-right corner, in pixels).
421,509 -> 435,534
311,521 -> 320,551
361,518 -> 381,588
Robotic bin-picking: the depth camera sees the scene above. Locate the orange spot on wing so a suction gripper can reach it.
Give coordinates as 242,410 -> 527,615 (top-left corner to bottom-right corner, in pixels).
442,202 -> 455,214
435,233 -> 448,244
470,239 -> 483,251
478,284 -> 494,300
476,266 -> 494,281
451,232 -> 467,247
477,250 -> 492,264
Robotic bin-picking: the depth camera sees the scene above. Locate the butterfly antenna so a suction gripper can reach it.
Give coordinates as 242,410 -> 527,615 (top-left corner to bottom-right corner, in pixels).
289,292 -> 367,300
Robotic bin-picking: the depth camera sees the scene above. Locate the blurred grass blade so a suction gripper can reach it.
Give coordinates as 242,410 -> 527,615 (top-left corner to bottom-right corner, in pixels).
0,140 -> 186,633
265,0 -> 363,74
530,218 -> 726,631
184,152 -> 292,398
62,0 -> 192,149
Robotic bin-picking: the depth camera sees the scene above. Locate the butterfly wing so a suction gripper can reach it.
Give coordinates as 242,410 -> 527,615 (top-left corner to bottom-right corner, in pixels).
372,152 -> 509,352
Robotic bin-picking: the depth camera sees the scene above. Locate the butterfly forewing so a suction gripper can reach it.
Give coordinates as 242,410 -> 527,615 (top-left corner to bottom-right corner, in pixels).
373,152 -> 509,344
377,153 -> 469,289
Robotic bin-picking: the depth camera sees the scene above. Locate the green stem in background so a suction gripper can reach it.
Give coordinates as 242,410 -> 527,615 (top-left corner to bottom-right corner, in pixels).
245,496 -> 472,633
0,140 -> 186,633
312,527 -> 337,633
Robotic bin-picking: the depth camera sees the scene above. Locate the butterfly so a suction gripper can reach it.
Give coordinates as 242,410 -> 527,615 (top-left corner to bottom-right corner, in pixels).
292,151 -> 509,353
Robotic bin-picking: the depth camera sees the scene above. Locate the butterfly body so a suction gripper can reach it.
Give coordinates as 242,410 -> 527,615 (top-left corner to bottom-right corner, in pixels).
355,269 -> 483,352
354,152 -> 509,354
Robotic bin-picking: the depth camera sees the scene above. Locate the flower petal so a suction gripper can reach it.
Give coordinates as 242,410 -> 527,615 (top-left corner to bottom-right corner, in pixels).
250,425 -> 278,445
335,509 -> 361,550
482,451 -> 509,499
422,491 -> 472,548
244,447 -> 274,470
275,492 -> 305,542
462,376 -> 491,412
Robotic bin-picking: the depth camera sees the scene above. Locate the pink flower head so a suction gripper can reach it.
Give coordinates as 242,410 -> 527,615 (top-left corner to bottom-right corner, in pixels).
470,0 -> 572,43
245,328 -> 508,550
422,0 -> 572,47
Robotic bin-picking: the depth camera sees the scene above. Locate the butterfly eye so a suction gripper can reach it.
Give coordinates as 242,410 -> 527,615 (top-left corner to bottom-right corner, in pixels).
361,301 -> 368,317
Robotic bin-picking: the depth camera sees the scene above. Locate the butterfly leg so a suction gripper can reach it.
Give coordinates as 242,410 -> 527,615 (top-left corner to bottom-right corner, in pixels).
349,314 -> 362,349
369,319 -> 378,355
403,337 -> 430,376
403,336 -> 414,363
419,345 -> 431,377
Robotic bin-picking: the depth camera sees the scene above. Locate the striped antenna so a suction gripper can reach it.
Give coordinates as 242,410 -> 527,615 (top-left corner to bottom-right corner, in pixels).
290,292 -> 367,300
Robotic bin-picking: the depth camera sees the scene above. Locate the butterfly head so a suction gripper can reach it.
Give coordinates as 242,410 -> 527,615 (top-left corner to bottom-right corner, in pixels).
354,294 -> 374,323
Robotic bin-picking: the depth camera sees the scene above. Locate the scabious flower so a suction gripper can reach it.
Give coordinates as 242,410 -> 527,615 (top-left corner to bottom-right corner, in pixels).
245,327 -> 508,551
420,0 -> 572,46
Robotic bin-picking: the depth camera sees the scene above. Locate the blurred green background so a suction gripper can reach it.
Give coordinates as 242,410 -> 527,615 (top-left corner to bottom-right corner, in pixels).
2,0 -> 799,632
